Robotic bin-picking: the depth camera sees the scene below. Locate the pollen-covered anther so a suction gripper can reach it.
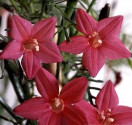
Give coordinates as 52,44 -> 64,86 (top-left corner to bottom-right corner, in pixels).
24,38 -> 39,51
87,31 -> 102,48
108,109 -> 112,112
100,111 -> 106,120
108,118 -> 114,123
50,97 -> 64,113
98,39 -> 102,44
35,45 -> 39,51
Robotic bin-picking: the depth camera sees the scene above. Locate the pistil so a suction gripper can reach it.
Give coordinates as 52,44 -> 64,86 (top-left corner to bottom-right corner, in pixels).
87,31 -> 102,48
98,109 -> 114,125
50,97 -> 64,113
24,38 -> 39,51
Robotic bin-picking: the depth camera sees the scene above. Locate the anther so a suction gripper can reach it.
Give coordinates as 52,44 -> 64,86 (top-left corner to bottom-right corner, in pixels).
108,109 -> 111,112
108,118 -> 114,123
98,39 -> 102,44
35,46 -> 39,51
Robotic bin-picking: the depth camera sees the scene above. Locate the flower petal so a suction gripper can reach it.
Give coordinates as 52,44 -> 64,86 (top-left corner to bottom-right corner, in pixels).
111,106 -> 132,125
35,68 -> 59,100
82,47 -> 105,77
101,37 -> 130,60
76,100 -> 100,124
32,17 -> 56,42
97,16 -> 123,39
0,40 -> 24,59
14,97 -> 51,120
9,15 -> 32,41
60,77 -> 88,104
38,112 -> 60,125
21,51 -> 41,79
76,8 -> 97,35
63,105 -> 87,125
37,41 -> 62,63
96,81 -> 119,112
59,36 -> 88,54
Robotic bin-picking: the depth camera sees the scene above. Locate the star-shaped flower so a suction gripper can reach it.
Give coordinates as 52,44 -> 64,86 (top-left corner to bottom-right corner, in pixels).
0,15 -> 62,79
14,68 -> 88,125
59,8 -> 130,77
80,81 -> 132,125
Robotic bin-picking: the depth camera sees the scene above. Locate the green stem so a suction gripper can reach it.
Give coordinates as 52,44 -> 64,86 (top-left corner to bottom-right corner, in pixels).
4,60 -> 33,103
0,97 -> 22,121
29,2 -> 35,14
0,115 -> 17,124
56,0 -> 78,81
9,0 -> 19,12
87,0 -> 96,13
4,60 -> 25,102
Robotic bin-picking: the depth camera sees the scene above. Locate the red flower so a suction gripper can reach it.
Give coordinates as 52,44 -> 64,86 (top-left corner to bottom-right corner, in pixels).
80,81 -> 132,124
59,9 -> 130,77
0,15 -> 62,79
14,68 -> 88,125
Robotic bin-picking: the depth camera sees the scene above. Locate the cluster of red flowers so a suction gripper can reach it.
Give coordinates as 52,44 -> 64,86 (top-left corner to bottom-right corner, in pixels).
0,8 -> 132,125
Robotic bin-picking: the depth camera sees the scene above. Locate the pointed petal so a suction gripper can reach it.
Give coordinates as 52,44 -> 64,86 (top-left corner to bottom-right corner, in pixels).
76,8 -> 97,35
111,106 -> 132,125
9,15 -> 32,41
22,51 -> 41,79
60,77 -> 88,104
63,105 -> 87,125
14,97 -> 51,120
32,17 -> 56,42
0,40 -> 24,59
101,37 -> 131,60
76,100 -> 100,124
38,112 -> 59,125
82,47 -> 105,77
97,16 -> 123,39
59,36 -> 88,54
96,81 -> 119,112
37,41 -> 62,63
35,68 -> 59,100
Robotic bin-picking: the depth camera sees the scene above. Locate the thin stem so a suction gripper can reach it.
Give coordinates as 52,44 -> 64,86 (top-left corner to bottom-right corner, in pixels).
9,0 -> 20,12
87,87 -> 95,106
0,115 -> 17,125
89,87 -> 101,91
0,97 -> 22,121
29,2 -> 35,14
56,0 -> 77,81
88,79 -> 103,83
87,0 -> 96,13
4,60 -> 25,103
0,60 -> 5,79
54,0 -> 66,4
79,0 -> 87,10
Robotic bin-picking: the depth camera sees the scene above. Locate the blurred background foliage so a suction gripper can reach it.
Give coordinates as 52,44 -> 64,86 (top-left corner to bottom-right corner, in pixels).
0,0 -> 132,124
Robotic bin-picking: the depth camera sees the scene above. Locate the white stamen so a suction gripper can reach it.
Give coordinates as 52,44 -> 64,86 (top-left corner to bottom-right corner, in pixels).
33,39 -> 38,45
102,115 -> 106,120
35,45 -> 39,51
108,118 -> 114,123
55,98 -> 61,107
101,111 -> 106,120
71,104 -> 75,106
108,109 -> 111,112
98,39 -> 102,44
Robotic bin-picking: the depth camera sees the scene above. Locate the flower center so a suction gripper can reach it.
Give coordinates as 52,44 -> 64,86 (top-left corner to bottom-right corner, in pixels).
87,31 -> 102,48
50,97 -> 64,113
24,38 -> 39,51
98,109 -> 114,125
